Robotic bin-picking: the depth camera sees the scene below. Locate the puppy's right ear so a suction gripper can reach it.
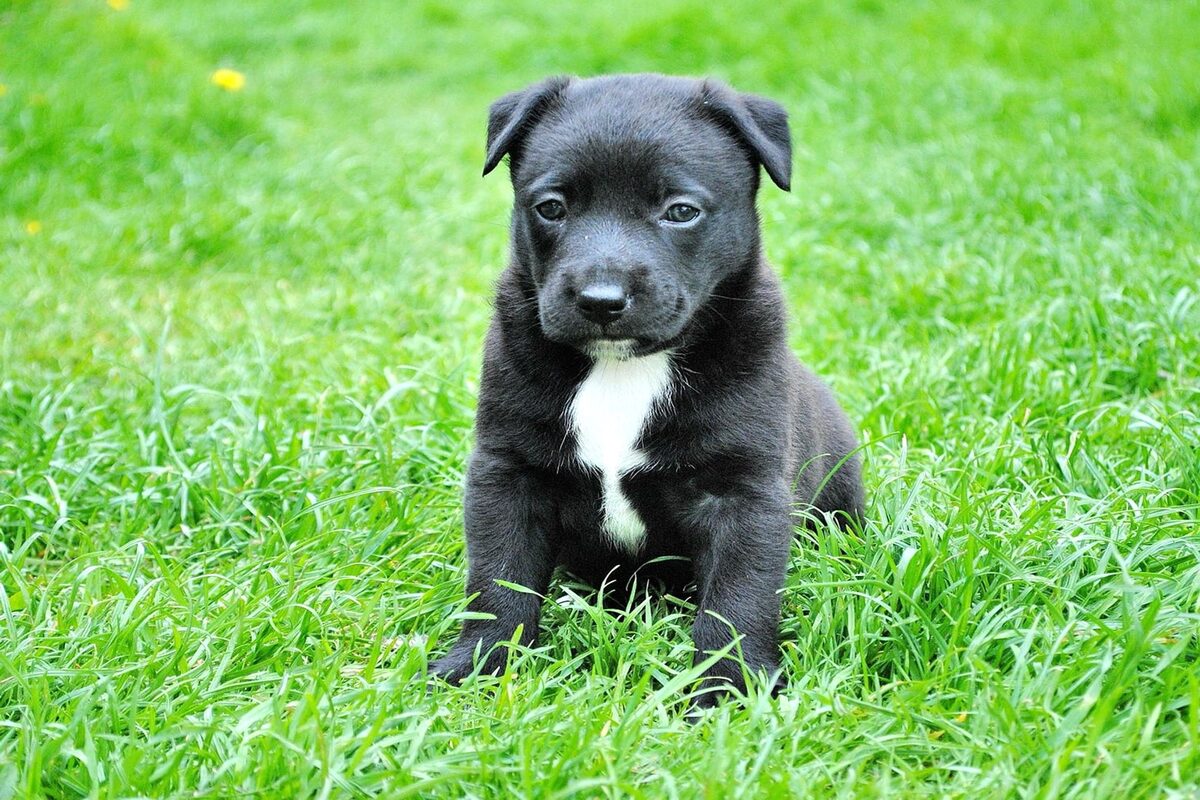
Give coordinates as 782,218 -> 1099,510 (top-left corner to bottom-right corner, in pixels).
483,76 -> 571,177
700,80 -> 792,192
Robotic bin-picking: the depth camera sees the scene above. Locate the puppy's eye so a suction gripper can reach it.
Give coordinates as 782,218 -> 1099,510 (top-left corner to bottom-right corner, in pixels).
662,203 -> 701,224
535,200 -> 566,221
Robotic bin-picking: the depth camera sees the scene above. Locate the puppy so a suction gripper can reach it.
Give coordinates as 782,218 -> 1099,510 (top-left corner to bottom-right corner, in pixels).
432,74 -> 864,705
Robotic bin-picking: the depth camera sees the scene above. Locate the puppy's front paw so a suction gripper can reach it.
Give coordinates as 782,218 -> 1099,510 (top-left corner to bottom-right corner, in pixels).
686,684 -> 727,719
428,640 -> 509,685
686,657 -> 784,716
429,650 -> 476,685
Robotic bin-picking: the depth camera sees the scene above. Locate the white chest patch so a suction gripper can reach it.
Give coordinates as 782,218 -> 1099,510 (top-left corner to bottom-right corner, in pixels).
569,347 -> 674,551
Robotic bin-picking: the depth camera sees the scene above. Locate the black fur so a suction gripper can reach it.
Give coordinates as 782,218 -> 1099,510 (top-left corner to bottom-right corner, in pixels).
432,74 -> 864,706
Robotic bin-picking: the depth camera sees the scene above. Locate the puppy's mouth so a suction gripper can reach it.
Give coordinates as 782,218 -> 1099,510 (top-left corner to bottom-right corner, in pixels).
537,293 -> 693,358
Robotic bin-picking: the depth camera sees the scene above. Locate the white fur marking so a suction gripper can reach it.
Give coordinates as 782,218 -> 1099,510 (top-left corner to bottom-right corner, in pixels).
570,347 -> 673,551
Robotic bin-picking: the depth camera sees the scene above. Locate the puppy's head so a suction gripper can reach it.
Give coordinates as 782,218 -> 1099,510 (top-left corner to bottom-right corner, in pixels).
484,74 -> 791,358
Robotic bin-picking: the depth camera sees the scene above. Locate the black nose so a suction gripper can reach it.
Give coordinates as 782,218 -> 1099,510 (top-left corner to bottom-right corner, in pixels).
576,283 -> 630,325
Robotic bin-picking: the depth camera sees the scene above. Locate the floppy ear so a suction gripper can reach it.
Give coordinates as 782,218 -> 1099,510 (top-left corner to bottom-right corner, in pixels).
700,81 -> 793,191
483,76 -> 572,177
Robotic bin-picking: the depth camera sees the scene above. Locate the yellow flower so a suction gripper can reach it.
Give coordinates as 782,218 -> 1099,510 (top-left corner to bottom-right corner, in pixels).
107,0 -> 130,10
0,84 -> 8,98
210,68 -> 246,92
25,220 -> 43,235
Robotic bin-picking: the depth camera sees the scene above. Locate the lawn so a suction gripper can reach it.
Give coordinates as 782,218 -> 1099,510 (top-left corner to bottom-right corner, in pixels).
2,0 -> 1199,797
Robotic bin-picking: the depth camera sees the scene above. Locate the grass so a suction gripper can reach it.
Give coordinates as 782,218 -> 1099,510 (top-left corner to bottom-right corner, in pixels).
2,0 -> 1199,796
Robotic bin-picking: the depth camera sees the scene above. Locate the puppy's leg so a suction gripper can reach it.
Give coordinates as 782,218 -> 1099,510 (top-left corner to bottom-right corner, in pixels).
687,480 -> 792,708
430,449 -> 558,683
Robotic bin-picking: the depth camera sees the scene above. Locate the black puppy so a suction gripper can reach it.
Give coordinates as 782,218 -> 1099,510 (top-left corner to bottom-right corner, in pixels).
432,74 -> 863,704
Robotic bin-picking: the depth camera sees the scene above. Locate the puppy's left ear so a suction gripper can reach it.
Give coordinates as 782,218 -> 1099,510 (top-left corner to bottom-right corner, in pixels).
483,76 -> 572,177
701,81 -> 793,191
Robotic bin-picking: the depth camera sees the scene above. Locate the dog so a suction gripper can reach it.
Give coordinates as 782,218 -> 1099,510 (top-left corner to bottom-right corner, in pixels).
431,74 -> 864,706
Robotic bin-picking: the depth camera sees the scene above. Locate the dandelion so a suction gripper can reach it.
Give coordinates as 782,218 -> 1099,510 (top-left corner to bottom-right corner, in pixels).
210,68 -> 246,92
0,84 -> 8,98
107,0 -> 130,10
25,220 -> 42,235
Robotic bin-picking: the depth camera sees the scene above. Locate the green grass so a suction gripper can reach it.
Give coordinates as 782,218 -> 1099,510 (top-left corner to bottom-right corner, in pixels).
2,0 -> 1199,796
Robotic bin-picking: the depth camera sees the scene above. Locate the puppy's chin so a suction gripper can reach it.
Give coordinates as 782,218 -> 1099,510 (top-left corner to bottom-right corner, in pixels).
542,326 -> 667,360
582,338 -> 639,361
